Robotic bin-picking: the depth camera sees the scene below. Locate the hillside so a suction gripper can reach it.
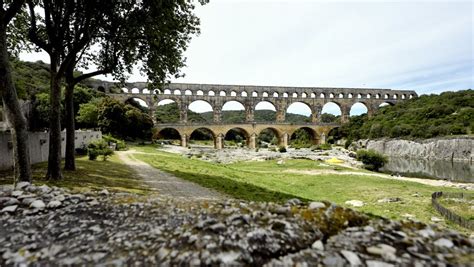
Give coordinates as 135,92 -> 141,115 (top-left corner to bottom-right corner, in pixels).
338,90 -> 474,140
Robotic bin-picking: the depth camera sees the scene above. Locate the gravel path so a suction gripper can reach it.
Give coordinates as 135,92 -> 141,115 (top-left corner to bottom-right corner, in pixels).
117,150 -> 225,200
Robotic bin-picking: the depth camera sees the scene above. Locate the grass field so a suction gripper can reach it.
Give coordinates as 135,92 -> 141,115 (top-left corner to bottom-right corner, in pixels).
0,155 -> 150,194
132,145 -> 472,232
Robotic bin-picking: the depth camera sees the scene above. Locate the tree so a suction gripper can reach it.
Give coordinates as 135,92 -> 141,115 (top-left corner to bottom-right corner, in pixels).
0,0 -> 32,183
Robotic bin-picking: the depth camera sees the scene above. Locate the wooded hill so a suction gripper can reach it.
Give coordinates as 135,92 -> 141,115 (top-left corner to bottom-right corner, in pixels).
337,90 -> 474,141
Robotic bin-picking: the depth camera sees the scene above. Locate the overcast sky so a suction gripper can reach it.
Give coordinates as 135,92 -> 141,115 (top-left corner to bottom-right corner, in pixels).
19,0 -> 473,115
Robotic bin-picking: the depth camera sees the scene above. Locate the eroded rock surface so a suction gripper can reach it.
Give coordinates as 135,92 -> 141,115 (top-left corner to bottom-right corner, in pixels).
0,183 -> 472,266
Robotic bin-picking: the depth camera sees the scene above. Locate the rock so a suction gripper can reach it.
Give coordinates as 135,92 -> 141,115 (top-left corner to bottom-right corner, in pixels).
311,240 -> 324,251
308,202 -> 325,210
89,225 -> 103,233
345,200 -> 364,207
402,213 -> 415,219
286,198 -> 302,206
0,197 -> 19,206
434,238 -> 454,248
88,199 -> 100,206
11,190 -> 23,197
366,260 -> 395,267
367,244 -> 396,256
21,198 -> 36,206
99,189 -> 109,196
37,185 -> 52,193
340,250 -> 362,266
1,205 -> 18,213
47,200 -> 62,209
430,216 -> 443,223
377,197 -> 401,203
209,223 -> 226,233
15,182 -> 30,190
30,200 -> 46,209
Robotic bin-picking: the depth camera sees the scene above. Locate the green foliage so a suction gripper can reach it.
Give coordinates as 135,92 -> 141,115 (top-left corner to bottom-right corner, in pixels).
338,90 -> 474,140
290,128 -> 312,148
11,59 -> 51,99
320,113 -> 340,123
88,140 -> 114,161
77,98 -> 102,128
103,135 -> 127,151
356,149 -> 388,171
312,143 -> 332,151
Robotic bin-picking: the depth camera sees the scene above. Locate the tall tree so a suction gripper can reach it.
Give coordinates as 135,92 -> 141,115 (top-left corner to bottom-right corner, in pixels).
0,0 -> 32,183
61,0 -> 203,170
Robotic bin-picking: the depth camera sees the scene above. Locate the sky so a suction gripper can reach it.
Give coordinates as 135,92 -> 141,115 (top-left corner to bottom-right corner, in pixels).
19,0 -> 473,116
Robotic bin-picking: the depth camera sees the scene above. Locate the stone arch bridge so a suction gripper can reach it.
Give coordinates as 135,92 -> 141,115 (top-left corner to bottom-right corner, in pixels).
87,81 -> 417,149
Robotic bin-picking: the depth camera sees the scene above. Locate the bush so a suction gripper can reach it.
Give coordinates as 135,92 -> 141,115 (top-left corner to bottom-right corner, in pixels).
103,135 -> 127,150
75,145 -> 88,156
356,149 -> 388,171
312,143 -> 332,151
88,140 -> 114,161
278,146 -> 287,153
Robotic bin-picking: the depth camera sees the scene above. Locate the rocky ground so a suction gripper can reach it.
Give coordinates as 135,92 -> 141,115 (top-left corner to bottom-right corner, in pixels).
161,145 -> 361,166
1,183 -> 473,266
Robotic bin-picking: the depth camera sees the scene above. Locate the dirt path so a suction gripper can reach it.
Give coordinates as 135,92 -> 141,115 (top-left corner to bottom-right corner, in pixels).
117,150 -> 225,200
284,169 -> 473,190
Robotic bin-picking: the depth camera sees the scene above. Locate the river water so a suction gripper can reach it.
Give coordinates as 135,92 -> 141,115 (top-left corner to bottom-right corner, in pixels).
381,157 -> 473,183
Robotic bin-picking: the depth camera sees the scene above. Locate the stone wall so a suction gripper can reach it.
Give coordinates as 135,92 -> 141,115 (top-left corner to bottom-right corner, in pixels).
366,137 -> 474,162
0,130 -> 102,171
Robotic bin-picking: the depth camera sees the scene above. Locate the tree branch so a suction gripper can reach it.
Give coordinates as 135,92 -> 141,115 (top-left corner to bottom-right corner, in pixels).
4,0 -> 25,25
27,0 -> 50,53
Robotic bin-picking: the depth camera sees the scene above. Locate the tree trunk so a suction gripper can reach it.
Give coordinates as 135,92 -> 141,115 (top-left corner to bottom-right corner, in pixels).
0,23 -> 32,183
46,57 -> 63,180
64,81 -> 75,170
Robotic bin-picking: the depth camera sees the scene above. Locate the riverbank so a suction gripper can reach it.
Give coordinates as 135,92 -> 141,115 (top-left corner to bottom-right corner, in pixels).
365,136 -> 474,162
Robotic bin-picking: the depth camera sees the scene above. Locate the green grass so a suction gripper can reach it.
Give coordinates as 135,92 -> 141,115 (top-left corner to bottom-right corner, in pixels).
0,155 -> 150,194
438,197 -> 474,221
132,145 -> 473,232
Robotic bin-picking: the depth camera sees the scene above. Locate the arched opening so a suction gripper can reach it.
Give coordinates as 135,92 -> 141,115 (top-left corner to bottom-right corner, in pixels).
329,93 -> 334,98
321,102 -> 341,123
255,101 -> 276,122
350,102 -> 368,116
286,102 -> 311,123
197,90 -> 204,96
409,94 -> 414,99
185,90 -> 192,96
224,128 -> 249,148
230,91 -> 237,97
393,94 -> 398,99
252,91 -> 258,97
401,94 -> 406,99
310,93 -> 316,98
97,86 -> 105,93
273,92 -> 279,97
222,101 -> 246,123
327,127 -> 341,144
384,94 -> 389,99
375,94 -> 380,99
125,97 -> 149,114
301,92 -> 307,98
366,93 -> 371,99
357,93 -> 362,99
283,92 -> 289,98
208,90 -> 215,96
320,93 -> 325,98
262,92 -> 269,97
257,128 -> 279,148
131,88 -> 140,94
121,88 -> 129,93
219,91 -> 226,96
154,128 -> 181,146
142,89 -> 150,94
379,102 -> 394,108
348,93 -> 353,98
292,92 -> 298,98
153,89 -> 161,95
156,99 -> 179,123
290,127 -> 317,148
188,100 -> 213,122
189,128 -> 215,147
173,89 -> 181,95
164,89 -> 171,95
241,91 -> 248,97
338,93 -> 344,98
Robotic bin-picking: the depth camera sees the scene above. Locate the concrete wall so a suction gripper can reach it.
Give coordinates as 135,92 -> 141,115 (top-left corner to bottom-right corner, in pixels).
0,130 -> 102,171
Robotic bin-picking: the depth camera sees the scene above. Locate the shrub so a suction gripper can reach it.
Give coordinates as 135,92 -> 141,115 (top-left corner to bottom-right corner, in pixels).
278,146 -> 287,153
88,140 -> 114,161
103,135 -> 127,150
344,139 -> 352,149
312,143 -> 332,151
356,149 -> 388,171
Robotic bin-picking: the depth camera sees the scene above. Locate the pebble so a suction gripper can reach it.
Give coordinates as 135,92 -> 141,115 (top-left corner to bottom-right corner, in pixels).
340,250 -> 362,266
30,200 -> 46,209
1,205 -> 18,213
311,240 -> 324,251
430,216 -> 443,223
434,238 -> 454,249
308,202 -> 325,210
47,200 -> 62,209
11,191 -> 23,197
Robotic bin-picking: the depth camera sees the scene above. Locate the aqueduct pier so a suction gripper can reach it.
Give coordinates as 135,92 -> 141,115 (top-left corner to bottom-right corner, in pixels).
87,81 -> 417,148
